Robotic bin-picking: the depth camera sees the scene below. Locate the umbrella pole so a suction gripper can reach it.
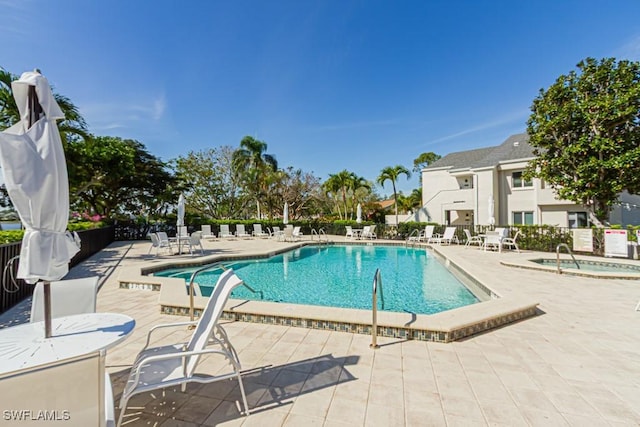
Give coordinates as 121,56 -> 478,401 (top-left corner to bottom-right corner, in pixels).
43,281 -> 52,338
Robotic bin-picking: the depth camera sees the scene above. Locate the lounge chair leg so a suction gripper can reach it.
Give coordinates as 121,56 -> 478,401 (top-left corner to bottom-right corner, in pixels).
237,372 -> 250,415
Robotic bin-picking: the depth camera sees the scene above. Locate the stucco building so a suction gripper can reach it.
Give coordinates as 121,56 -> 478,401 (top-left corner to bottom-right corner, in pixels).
418,133 -> 640,227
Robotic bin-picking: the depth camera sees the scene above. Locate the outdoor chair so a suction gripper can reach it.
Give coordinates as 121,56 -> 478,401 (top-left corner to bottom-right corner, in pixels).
292,226 -> 303,240
430,227 -> 457,245
117,269 -> 249,426
218,224 -> 233,239
0,350 -> 114,427
483,231 -> 502,252
188,231 -> 204,256
361,225 -> 377,239
501,230 -> 521,252
30,276 -> 100,323
345,225 -> 354,240
253,224 -> 269,238
148,232 -> 172,256
156,232 -> 174,253
177,226 -> 188,238
464,229 -> 483,248
271,226 -> 285,241
201,224 -> 215,239
235,224 -> 252,238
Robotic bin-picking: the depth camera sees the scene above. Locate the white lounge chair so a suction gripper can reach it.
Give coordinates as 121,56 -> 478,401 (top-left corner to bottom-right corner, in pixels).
271,226 -> 285,241
236,224 -> 252,239
362,225 -> 377,239
253,224 -> 269,238
218,224 -> 233,239
188,231 -> 204,256
501,230 -> 521,252
177,226 -> 188,238
464,229 -> 483,248
117,269 -> 249,426
345,225 -> 354,240
409,225 -> 438,243
30,276 -> 100,323
292,226 -> 303,240
283,226 -> 294,242
201,224 -> 215,239
430,227 -> 457,245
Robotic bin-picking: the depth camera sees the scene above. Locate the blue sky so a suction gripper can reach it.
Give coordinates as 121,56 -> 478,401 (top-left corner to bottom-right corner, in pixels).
3,0 -> 640,195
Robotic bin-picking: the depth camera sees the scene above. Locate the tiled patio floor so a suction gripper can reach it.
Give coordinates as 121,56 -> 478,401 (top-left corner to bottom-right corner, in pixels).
2,237 -> 639,426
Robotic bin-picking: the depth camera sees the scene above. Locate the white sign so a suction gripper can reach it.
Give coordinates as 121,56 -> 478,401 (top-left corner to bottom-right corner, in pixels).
572,229 -> 593,252
604,229 -> 628,258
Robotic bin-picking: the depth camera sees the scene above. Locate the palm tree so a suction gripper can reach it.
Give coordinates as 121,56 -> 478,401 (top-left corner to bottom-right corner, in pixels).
323,170 -> 354,220
377,165 -> 411,226
348,173 -> 370,219
232,136 -> 278,218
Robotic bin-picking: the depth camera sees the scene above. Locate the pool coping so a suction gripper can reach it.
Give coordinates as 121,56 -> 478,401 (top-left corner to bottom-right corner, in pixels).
501,254 -> 640,280
117,241 -> 539,343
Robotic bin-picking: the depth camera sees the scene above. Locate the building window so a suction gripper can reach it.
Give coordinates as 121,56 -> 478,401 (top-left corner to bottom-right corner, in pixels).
513,211 -> 534,225
567,212 -> 588,228
512,171 -> 532,188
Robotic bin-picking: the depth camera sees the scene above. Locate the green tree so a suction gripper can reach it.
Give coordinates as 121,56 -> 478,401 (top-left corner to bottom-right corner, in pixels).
66,136 -> 176,217
412,152 -> 441,181
526,57 -> 640,222
323,170 -> 353,220
232,136 -> 278,218
173,146 -> 245,219
377,165 -> 411,226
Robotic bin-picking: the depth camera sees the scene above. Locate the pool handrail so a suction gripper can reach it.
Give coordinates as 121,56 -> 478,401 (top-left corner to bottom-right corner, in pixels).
370,268 -> 385,349
556,243 -> 580,273
188,263 -> 263,322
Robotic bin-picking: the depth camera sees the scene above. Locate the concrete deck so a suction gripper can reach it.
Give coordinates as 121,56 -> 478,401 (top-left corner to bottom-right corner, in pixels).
1,236 -> 639,426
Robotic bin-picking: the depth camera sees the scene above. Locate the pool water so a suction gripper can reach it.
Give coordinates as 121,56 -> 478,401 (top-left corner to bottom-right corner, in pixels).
155,245 -> 479,315
533,258 -> 640,273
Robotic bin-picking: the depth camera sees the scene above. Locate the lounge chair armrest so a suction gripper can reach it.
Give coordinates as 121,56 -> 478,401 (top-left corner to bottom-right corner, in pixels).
128,348 -> 235,390
143,321 -> 199,349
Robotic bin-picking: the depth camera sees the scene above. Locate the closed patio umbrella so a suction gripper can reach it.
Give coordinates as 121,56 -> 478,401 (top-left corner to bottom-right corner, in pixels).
488,194 -> 495,226
283,202 -> 289,225
177,193 -> 186,253
0,70 -> 80,337
356,203 -> 362,224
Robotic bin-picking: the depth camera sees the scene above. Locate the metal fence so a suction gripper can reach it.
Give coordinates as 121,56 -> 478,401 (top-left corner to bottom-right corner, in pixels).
0,226 -> 115,314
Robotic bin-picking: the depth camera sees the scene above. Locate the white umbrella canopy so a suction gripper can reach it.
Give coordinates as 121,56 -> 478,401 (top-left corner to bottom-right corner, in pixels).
283,202 -> 289,225
356,203 -> 362,224
177,194 -> 186,229
0,71 -> 79,283
488,194 -> 495,226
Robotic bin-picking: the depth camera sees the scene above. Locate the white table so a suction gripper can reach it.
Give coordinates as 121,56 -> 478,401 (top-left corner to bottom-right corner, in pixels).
0,312 -> 135,374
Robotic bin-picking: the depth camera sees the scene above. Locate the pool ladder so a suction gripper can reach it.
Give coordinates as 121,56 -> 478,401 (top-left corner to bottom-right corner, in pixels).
187,263 -> 263,322
311,228 -> 329,243
370,268 -> 385,349
556,243 -> 580,274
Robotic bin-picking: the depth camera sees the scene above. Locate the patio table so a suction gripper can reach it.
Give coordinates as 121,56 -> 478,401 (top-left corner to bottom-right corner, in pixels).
0,312 -> 135,374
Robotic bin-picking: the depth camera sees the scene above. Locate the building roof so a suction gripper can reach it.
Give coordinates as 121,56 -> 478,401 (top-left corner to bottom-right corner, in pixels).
377,199 -> 395,210
426,133 -> 534,170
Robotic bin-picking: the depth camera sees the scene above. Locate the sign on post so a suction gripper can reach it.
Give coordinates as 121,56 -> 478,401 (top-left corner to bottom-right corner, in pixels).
572,229 -> 593,253
604,229 -> 628,258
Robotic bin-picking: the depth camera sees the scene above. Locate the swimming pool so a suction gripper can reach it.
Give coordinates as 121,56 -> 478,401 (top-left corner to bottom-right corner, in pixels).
154,245 -> 480,315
